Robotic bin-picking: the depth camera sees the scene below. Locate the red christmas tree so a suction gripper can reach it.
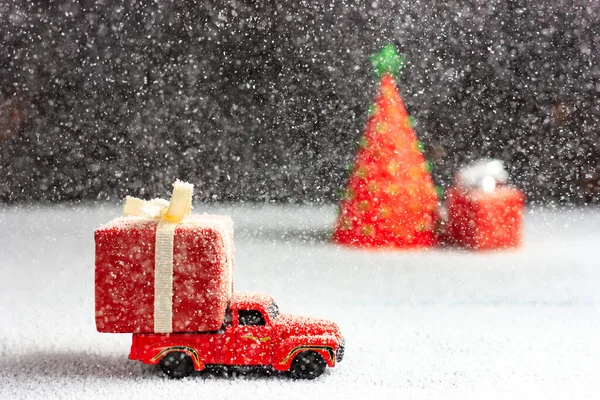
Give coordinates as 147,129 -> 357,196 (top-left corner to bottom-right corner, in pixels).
332,45 -> 439,249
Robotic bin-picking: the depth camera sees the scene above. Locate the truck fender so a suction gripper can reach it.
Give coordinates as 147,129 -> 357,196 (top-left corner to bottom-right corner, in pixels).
274,339 -> 337,371
149,345 -> 205,371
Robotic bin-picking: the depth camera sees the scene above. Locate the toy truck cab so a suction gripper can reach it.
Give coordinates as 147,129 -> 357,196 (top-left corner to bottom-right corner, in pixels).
130,292 -> 345,379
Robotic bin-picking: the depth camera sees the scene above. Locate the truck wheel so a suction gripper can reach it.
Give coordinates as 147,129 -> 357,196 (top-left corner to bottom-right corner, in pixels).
289,351 -> 326,379
159,351 -> 194,379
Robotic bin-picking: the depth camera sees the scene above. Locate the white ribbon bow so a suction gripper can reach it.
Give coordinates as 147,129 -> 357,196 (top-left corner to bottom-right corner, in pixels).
123,180 -> 193,223
455,159 -> 508,193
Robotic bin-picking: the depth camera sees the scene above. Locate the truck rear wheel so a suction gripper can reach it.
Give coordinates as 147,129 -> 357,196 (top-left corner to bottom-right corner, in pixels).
159,351 -> 194,379
289,351 -> 326,379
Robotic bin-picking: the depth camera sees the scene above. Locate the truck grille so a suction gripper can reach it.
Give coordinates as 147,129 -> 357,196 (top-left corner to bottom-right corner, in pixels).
336,338 -> 345,362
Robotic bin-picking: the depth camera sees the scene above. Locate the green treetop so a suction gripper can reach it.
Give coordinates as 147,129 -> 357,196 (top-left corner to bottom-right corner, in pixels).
369,43 -> 406,78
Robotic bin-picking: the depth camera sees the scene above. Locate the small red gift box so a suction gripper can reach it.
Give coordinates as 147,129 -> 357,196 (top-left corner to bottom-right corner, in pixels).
446,186 -> 525,250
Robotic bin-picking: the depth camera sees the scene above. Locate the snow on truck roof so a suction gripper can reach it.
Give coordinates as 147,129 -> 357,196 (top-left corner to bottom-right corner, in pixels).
232,292 -> 274,308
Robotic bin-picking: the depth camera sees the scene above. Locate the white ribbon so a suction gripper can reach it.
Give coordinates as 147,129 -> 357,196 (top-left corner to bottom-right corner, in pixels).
124,180 -> 193,333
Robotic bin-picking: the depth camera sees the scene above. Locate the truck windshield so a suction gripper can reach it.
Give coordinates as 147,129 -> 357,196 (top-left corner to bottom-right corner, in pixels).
267,302 -> 280,320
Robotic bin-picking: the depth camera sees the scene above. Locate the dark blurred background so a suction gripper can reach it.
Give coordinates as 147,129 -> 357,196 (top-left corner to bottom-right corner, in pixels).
1,0 -> 599,204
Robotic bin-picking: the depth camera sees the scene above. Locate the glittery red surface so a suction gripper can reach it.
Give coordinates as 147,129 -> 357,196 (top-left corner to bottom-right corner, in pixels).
95,215 -> 234,333
446,186 -> 525,250
332,74 -> 439,249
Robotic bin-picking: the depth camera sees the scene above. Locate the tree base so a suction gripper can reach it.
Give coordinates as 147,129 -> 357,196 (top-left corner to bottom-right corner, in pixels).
331,229 -> 437,249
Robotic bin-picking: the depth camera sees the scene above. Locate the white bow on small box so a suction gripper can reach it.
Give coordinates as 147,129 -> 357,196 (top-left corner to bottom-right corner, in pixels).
123,180 -> 194,333
455,159 -> 509,193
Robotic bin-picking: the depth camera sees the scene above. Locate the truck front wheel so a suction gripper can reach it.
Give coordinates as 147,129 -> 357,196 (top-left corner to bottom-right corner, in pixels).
289,351 -> 326,379
159,351 -> 194,379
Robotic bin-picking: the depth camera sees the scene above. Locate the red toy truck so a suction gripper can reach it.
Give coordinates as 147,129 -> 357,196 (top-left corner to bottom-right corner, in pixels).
95,182 -> 344,379
129,292 -> 345,379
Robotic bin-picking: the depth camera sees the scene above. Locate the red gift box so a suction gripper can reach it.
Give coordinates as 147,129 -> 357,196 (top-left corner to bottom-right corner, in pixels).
95,214 -> 234,333
446,186 -> 525,250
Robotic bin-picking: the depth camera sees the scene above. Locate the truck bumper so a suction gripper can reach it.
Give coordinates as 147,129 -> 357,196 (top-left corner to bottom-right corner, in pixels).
336,337 -> 345,363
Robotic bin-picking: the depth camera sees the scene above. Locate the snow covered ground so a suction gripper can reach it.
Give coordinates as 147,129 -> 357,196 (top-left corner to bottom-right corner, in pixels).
1,203 -> 599,399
